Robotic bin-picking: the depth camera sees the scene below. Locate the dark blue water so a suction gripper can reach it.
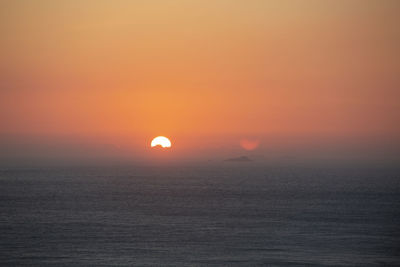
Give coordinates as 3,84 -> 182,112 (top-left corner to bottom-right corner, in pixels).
1,164 -> 399,266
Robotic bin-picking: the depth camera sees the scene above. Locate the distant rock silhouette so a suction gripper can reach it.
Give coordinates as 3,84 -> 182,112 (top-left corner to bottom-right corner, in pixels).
224,156 -> 252,162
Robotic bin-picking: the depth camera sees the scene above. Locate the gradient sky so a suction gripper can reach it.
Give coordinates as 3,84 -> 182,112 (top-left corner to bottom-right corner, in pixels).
1,0 -> 399,162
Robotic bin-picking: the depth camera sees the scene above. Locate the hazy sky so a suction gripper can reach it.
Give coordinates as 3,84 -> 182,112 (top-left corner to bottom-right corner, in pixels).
0,0 -> 399,162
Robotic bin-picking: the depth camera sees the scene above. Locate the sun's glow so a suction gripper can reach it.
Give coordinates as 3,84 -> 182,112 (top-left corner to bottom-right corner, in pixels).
151,136 -> 172,148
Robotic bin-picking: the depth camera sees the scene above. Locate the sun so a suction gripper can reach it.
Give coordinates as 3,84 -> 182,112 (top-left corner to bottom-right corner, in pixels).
151,136 -> 172,148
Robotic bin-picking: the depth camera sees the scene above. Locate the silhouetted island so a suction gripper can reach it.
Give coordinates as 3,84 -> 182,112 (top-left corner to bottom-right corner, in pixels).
224,156 -> 252,162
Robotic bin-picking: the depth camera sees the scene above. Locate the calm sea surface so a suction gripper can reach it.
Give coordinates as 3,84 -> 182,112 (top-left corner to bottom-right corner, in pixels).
0,164 -> 399,266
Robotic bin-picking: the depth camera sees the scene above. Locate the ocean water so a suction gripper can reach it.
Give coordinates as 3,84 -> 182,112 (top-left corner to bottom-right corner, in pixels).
0,164 -> 399,266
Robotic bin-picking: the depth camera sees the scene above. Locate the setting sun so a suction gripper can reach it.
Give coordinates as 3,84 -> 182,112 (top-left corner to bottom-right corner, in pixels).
151,136 -> 172,148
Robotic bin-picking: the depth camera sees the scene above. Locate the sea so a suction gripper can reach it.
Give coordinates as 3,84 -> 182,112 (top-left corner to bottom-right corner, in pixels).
0,163 -> 399,266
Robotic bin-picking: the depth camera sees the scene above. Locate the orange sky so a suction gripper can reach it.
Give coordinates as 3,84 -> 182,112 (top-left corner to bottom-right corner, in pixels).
0,0 -> 399,162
